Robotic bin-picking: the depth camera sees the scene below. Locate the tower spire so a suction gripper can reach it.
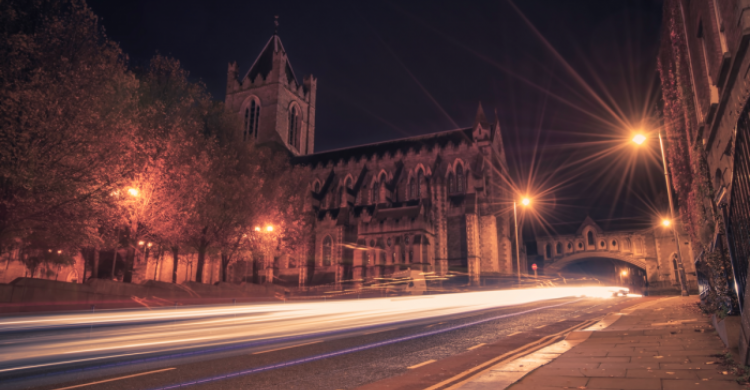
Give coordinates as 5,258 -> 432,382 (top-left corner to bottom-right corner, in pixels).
274,15 -> 279,35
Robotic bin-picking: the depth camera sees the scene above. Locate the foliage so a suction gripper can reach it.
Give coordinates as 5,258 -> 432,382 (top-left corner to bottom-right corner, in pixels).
0,0 -> 308,284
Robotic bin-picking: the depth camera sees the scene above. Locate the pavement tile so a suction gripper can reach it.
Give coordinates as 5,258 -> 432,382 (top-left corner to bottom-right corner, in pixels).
544,361 -> 601,369
515,375 -> 588,387
694,369 -> 743,381
526,367 -> 586,377
587,377 -> 661,389
599,363 -> 662,369
662,379 -> 747,390
579,368 -> 627,377
556,356 -> 632,363
625,369 -> 699,379
659,363 -> 711,369
657,349 -> 723,356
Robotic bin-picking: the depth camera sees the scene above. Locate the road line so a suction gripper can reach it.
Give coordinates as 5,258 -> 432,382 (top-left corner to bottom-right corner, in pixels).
52,368 -> 175,390
506,331 -> 521,336
364,327 -> 398,335
535,325 -> 546,329
253,340 -> 323,354
408,359 -> 436,369
467,343 -> 486,350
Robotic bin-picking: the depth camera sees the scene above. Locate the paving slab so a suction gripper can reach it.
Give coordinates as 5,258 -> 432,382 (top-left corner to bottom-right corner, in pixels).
453,297 -> 740,390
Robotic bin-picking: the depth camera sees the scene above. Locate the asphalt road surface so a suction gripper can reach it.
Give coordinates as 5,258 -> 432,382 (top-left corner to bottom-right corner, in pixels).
0,287 -> 641,390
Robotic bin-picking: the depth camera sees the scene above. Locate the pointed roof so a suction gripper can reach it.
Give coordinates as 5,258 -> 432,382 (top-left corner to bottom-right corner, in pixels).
474,102 -> 489,128
576,216 -> 603,235
243,35 -> 298,84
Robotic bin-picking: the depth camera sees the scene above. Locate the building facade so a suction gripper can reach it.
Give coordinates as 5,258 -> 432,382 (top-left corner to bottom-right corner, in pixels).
658,0 -> 750,364
225,35 -> 519,286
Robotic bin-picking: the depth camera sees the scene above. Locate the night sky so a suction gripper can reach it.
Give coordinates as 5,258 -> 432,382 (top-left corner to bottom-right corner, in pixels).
88,0 -> 666,236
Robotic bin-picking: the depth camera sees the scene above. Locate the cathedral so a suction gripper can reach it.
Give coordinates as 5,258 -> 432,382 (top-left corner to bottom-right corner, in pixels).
225,34 -> 522,287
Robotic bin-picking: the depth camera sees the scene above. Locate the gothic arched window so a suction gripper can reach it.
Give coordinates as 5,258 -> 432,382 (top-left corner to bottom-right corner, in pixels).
456,164 -> 464,193
587,231 -> 595,246
408,179 -> 414,200
372,179 -> 379,204
330,186 -> 339,209
244,99 -> 260,141
417,170 -> 424,198
288,105 -> 300,149
448,173 -> 456,194
313,181 -> 320,193
345,177 -> 352,189
322,236 -> 332,266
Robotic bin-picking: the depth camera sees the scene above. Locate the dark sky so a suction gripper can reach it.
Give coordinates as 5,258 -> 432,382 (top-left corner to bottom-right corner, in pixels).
88,0 -> 667,234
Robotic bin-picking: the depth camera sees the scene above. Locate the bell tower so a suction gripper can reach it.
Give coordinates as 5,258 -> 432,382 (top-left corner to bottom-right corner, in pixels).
225,34 -> 316,155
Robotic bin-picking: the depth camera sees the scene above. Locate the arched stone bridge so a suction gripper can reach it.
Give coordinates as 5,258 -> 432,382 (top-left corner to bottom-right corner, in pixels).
532,217 -> 697,288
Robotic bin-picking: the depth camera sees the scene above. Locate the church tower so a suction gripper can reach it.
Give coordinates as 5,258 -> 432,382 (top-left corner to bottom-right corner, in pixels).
225,35 -> 316,155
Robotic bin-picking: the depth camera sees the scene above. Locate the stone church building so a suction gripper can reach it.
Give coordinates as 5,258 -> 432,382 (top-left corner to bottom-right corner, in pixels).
225,34 -> 521,286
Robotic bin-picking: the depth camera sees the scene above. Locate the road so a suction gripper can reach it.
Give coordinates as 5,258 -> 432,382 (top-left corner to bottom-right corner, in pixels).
0,286 -> 641,390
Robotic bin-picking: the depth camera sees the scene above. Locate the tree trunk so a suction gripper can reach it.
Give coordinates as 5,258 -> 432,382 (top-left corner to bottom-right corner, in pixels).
123,247 -> 135,283
171,246 -> 179,283
195,240 -> 208,283
221,252 -> 229,282
92,248 -> 99,280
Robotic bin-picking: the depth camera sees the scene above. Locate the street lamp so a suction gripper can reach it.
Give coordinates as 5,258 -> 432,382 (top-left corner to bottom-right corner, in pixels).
127,187 -> 139,197
514,197 -> 531,284
632,132 -> 689,296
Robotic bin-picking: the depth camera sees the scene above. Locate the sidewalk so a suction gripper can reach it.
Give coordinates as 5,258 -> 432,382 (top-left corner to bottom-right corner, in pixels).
453,296 -> 744,390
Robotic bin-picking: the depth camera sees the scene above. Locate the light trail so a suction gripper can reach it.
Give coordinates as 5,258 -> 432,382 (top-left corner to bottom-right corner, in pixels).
0,286 -> 631,379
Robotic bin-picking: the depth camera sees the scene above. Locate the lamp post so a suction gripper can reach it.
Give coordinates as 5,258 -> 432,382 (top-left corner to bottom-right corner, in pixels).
633,132 -> 689,296
514,197 -> 531,284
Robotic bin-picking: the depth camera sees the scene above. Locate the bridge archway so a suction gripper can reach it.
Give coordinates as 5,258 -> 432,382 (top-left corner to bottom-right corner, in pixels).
544,251 -> 647,274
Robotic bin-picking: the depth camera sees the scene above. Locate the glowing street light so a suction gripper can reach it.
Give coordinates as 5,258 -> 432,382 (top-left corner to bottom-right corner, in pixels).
138,240 -> 145,246
254,226 -> 261,232
513,196 -> 533,284
266,225 -> 274,232
127,187 -> 139,197
621,270 -> 628,277
631,129 -> 688,296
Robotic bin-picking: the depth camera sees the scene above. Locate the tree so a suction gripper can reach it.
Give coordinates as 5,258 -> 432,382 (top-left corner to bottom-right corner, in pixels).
0,0 -> 137,260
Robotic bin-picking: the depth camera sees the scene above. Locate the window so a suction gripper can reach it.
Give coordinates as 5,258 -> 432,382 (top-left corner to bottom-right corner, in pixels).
313,181 -> 320,193
448,173 -> 456,193
288,105 -> 300,149
456,165 -> 464,193
322,236 -> 332,266
379,251 -> 386,265
244,99 -> 260,141
567,242 -> 572,250
556,242 -> 562,254
587,231 -> 594,246
578,242 -> 583,249
417,170 -> 424,198
345,177 -> 352,189
330,186 -> 339,208
408,179 -> 415,200
600,241 -> 605,248
362,249 -> 369,265
372,179 -> 379,204
545,244 -> 551,258
612,240 -> 617,247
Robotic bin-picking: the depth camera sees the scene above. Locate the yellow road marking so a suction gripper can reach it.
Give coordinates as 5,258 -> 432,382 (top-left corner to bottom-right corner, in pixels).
408,359 -> 437,369
253,340 -> 322,354
467,343 -> 486,351
423,320 -> 596,390
53,368 -> 175,390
